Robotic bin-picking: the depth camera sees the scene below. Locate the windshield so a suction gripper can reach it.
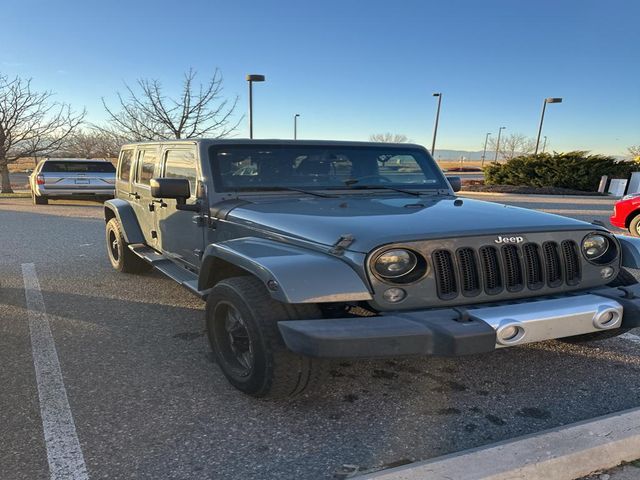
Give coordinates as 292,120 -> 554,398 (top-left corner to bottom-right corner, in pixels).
209,145 -> 446,192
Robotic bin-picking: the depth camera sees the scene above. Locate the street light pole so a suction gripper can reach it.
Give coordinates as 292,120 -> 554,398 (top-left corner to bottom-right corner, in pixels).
246,74 -> 265,139
431,92 -> 442,156
481,132 -> 492,167
534,97 -> 562,155
494,127 -> 506,163
542,136 -> 548,154
294,113 -> 300,140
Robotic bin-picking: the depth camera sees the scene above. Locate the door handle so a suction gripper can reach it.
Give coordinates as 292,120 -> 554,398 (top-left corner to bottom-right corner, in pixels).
151,199 -> 167,208
128,191 -> 140,200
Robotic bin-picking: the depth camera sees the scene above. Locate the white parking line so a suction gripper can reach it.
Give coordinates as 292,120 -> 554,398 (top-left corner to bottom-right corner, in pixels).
22,263 -> 89,480
620,332 -> 640,345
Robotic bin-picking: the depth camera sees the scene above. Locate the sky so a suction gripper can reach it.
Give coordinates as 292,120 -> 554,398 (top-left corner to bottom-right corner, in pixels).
1,0 -> 638,156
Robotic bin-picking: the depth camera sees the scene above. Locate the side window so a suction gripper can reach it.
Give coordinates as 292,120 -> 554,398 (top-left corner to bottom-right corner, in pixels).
118,149 -> 134,182
136,149 -> 157,186
164,149 -> 197,197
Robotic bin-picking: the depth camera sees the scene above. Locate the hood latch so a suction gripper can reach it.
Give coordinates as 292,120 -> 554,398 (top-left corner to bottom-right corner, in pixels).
330,234 -> 355,255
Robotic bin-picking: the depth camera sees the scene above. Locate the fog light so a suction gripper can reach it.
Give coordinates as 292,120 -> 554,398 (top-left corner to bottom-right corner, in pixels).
593,307 -> 621,329
496,323 -> 525,345
600,266 -> 615,279
383,287 -> 406,303
500,325 -> 520,341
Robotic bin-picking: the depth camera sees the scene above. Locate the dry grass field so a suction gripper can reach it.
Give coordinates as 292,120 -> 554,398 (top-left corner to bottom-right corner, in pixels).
436,160 -> 494,170
8,157 -> 40,173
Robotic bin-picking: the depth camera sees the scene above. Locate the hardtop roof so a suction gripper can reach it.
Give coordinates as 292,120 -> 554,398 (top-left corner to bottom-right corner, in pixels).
120,138 -> 427,150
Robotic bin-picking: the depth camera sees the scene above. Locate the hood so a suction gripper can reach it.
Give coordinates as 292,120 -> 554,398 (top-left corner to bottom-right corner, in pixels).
225,195 -> 597,253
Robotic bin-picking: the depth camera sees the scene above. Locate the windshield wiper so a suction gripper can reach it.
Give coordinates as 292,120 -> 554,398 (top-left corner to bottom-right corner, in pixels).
273,187 -> 338,198
343,181 -> 426,197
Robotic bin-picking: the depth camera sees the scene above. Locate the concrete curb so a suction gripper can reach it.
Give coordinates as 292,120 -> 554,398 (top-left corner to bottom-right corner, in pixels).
357,407 -> 640,480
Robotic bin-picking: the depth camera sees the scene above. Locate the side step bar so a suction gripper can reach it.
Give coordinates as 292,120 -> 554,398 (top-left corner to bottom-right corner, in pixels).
128,245 -> 209,299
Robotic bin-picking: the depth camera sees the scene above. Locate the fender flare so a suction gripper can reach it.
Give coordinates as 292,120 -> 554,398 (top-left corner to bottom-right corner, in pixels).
104,199 -> 145,244
616,234 -> 640,269
198,237 -> 373,304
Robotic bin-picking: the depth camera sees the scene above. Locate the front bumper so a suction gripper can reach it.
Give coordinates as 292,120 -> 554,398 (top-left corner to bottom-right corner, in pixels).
278,285 -> 640,358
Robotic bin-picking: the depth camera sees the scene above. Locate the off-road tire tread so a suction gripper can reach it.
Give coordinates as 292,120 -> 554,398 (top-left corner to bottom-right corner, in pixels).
207,276 -> 325,399
105,218 -> 151,274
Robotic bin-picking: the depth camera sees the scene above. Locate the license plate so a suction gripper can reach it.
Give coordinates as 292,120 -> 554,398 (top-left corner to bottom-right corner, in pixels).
75,179 -> 90,184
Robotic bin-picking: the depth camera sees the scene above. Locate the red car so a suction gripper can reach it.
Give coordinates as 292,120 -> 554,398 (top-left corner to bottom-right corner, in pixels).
610,193 -> 640,236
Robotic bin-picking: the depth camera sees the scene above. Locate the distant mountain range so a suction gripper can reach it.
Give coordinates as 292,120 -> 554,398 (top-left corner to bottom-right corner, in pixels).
432,150 -> 496,161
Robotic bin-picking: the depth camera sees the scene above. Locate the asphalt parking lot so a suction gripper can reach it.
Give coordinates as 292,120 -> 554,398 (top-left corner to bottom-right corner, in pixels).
2,194 -> 640,480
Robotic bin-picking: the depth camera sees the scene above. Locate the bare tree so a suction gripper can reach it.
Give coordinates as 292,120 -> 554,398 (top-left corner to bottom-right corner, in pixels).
629,145 -> 640,160
488,133 -> 536,162
101,69 -> 240,141
95,127 -> 131,158
61,127 -> 127,159
369,133 -> 410,143
61,129 -> 104,158
0,74 -> 85,193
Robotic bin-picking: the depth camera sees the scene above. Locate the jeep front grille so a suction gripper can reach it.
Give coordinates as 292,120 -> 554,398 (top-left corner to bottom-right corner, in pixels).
456,248 -> 481,297
433,250 -> 457,299
432,240 -> 581,299
543,242 -> 563,287
561,240 -> 581,285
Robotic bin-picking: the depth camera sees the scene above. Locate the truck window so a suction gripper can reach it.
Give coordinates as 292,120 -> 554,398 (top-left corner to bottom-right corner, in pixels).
41,161 -> 116,173
118,149 -> 134,181
164,150 -> 197,195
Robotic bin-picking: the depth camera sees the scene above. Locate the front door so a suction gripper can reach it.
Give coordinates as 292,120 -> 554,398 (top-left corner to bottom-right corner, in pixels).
155,147 -> 204,268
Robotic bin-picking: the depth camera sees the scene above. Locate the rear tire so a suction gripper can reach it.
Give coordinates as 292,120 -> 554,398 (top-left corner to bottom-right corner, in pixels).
629,215 -> 640,238
206,276 -> 326,398
105,218 -> 151,274
559,268 -> 637,344
32,190 -> 48,205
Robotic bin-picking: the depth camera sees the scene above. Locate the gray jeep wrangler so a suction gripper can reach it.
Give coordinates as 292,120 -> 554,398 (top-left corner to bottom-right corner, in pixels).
105,139 -> 640,398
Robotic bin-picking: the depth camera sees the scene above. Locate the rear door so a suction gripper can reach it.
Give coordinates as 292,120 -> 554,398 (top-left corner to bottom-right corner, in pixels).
130,146 -> 161,248
155,146 -> 204,268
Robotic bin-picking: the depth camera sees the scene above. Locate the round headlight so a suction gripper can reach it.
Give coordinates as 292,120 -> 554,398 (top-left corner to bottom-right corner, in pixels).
582,234 -> 610,261
374,249 -> 418,278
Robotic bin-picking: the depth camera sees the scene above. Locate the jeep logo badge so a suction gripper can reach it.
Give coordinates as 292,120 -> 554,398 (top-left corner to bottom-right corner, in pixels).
494,235 -> 525,244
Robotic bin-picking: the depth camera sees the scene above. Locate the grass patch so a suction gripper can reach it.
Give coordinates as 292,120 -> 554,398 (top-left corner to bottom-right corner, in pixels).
0,192 -> 31,198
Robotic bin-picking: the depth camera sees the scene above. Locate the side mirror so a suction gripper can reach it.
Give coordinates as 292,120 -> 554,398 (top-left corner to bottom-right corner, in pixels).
446,176 -> 462,192
150,178 -> 191,200
150,177 -> 201,212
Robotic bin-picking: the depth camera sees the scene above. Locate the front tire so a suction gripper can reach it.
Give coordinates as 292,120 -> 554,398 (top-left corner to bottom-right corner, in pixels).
105,218 -> 150,274
206,276 -> 325,398
629,215 -> 640,238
